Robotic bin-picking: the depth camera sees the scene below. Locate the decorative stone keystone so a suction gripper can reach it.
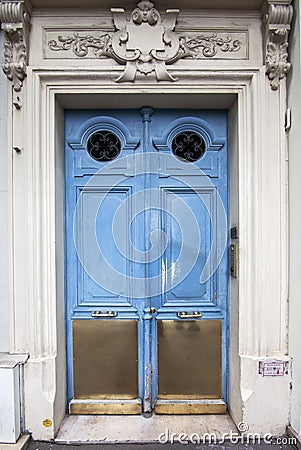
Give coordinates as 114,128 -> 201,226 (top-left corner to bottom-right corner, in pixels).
0,0 -> 31,91
111,1 -> 180,82
262,0 -> 293,90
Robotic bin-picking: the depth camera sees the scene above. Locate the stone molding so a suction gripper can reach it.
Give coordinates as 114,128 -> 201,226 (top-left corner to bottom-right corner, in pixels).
0,0 -> 31,91
0,0 -> 295,89
262,0 -> 293,90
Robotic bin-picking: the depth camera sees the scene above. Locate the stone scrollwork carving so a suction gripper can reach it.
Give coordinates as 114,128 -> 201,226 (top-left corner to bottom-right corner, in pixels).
262,0 -> 293,90
47,1 -> 245,82
47,31 -> 244,62
176,34 -> 242,60
0,0 -> 31,92
110,1 -> 180,82
48,1 -> 180,82
48,33 -> 113,58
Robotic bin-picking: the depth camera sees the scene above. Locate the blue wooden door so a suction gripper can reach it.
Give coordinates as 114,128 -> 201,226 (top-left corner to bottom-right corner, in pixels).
65,108 -> 228,414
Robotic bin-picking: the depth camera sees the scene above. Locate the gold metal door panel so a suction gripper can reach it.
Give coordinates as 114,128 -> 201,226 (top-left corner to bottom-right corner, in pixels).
155,400 -> 226,414
70,400 -> 141,415
72,320 -> 138,401
156,319 -> 223,414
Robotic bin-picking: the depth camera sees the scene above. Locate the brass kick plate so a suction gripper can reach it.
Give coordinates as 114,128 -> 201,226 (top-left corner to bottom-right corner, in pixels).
72,320 -> 138,401
157,320 -> 222,399
70,401 -> 142,415
155,400 -> 226,415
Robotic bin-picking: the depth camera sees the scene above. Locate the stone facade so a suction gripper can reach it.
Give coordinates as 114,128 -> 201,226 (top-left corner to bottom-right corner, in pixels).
0,0 -> 300,444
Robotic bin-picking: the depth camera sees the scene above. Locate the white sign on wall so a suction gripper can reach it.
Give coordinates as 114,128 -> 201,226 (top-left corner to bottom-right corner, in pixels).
259,360 -> 288,377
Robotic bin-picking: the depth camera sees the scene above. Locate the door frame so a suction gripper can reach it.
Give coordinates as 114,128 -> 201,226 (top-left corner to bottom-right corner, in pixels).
12,68 -> 289,438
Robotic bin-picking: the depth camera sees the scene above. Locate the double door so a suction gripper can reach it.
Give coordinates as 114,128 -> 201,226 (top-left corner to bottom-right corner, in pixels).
65,108 -> 228,414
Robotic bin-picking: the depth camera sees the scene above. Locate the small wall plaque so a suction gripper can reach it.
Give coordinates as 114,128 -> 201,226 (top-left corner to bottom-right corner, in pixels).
259,360 -> 288,377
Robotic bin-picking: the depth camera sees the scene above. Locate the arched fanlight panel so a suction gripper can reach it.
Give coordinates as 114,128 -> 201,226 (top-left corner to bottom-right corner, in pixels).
68,116 -> 140,161
153,116 -> 225,159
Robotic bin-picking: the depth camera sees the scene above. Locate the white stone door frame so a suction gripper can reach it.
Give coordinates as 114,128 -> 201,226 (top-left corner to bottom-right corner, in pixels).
3,65 -> 288,439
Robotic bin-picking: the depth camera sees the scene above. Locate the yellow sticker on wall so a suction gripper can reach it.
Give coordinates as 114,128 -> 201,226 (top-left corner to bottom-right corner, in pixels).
42,419 -> 52,427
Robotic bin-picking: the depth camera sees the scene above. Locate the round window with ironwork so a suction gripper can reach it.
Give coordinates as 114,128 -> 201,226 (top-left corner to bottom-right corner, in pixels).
171,131 -> 206,162
87,130 -> 121,162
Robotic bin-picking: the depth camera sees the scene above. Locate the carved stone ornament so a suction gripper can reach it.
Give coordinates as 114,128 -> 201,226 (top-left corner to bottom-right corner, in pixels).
262,0 -> 293,90
48,1 -> 179,82
0,0 -> 31,91
47,1 -> 244,83
47,30 -> 244,63
177,34 -> 242,59
110,1 -> 180,82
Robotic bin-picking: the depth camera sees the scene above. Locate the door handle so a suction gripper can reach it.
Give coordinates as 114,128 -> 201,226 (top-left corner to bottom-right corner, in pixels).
91,310 -> 117,318
177,311 -> 202,319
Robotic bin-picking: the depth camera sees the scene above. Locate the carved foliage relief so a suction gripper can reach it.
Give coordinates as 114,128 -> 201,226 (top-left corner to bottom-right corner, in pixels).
46,30 -> 246,61
263,1 -> 293,90
0,0 -> 31,91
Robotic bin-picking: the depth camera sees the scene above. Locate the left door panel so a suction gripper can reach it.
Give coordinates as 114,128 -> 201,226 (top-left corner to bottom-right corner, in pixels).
65,110 -> 142,414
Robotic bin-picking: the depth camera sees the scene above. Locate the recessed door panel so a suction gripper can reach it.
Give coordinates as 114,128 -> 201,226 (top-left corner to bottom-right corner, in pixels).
162,188 -> 214,304
77,187 -> 132,303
